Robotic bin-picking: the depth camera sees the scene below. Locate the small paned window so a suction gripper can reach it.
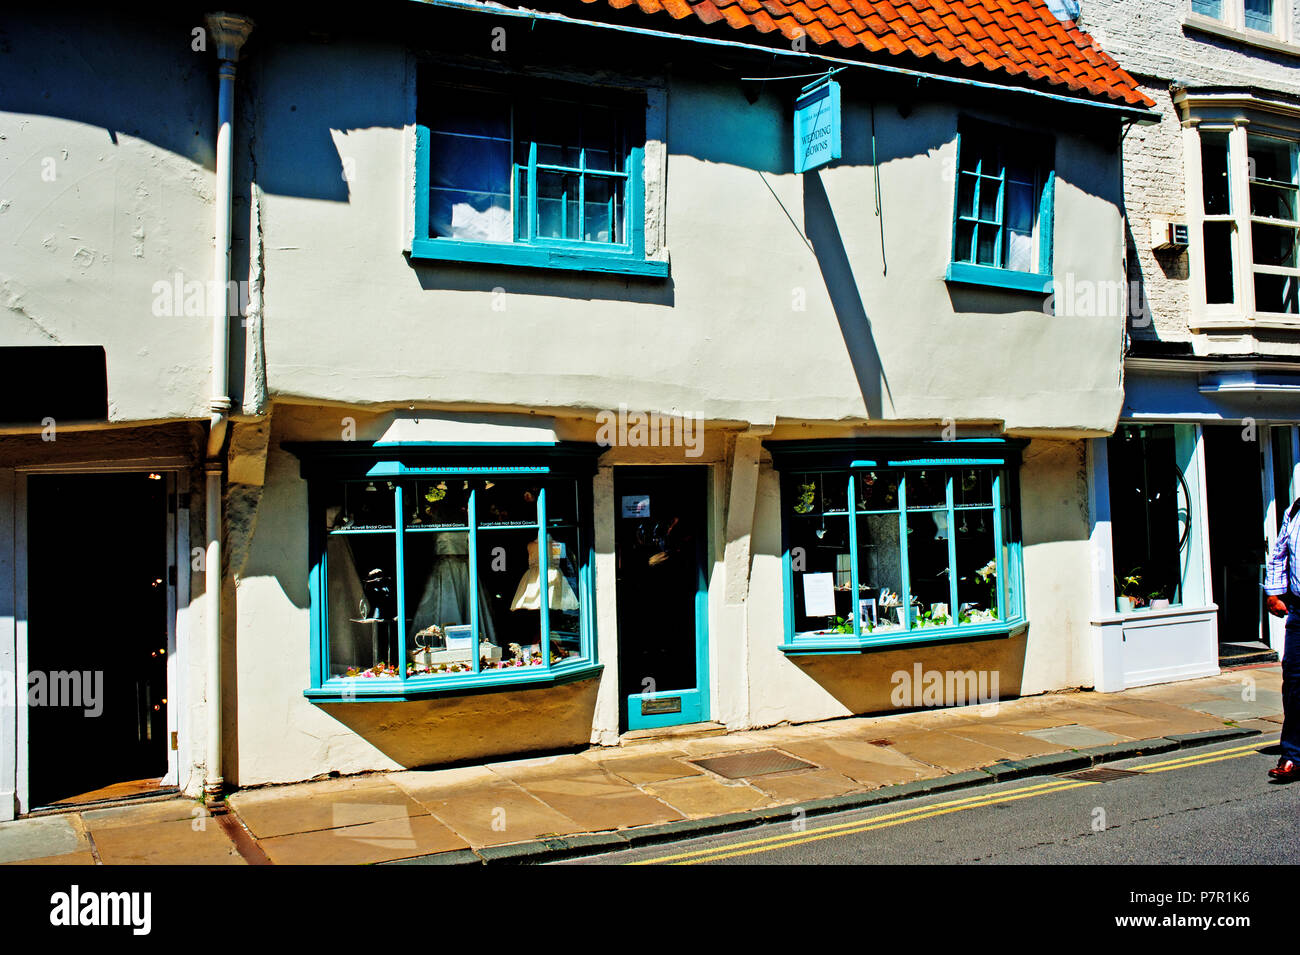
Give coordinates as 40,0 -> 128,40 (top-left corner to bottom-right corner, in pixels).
951,123 -> 1054,281
1249,133 -> 1300,313
412,70 -> 663,276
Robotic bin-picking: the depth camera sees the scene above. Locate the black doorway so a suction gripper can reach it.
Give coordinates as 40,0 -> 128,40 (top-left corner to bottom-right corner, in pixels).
614,468 -> 709,731
1202,426 -> 1274,665
26,473 -> 170,807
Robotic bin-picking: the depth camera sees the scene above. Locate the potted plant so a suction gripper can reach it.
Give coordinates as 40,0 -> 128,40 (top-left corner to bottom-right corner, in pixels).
1149,589 -> 1170,610
1115,568 -> 1145,613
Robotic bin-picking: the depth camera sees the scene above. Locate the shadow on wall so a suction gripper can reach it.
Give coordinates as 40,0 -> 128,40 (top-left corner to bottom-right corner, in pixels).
802,169 -> 893,420
315,677 -> 602,770
784,630 -> 1028,717
1,12 -> 218,168
1125,218 -> 1159,342
1021,439 -> 1090,548
946,283 -> 1054,317
410,259 -> 677,307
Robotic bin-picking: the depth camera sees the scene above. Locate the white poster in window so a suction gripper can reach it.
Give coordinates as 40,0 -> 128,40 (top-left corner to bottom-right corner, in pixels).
802,572 -> 836,617
621,494 -> 651,519
859,598 -> 877,627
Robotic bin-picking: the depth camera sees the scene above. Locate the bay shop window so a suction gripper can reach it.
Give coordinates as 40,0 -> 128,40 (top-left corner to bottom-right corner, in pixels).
768,440 -> 1027,652
1193,118 -> 1300,321
1106,424 -> 1205,613
290,445 -> 601,700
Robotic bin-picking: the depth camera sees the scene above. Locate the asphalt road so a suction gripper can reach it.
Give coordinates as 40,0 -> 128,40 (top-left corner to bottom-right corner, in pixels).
560,734 -> 1300,865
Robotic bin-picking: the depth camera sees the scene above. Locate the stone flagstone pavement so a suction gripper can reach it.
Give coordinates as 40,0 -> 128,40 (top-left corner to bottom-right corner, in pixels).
0,665 -> 1284,865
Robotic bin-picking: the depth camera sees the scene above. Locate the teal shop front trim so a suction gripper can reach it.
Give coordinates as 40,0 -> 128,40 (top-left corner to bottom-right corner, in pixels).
945,262 -> 1054,294
284,441 -> 602,481
779,621 -> 1028,655
769,439 -> 1027,652
305,662 -> 605,702
625,520 -> 711,730
627,688 -> 708,730
766,437 -> 1028,471
290,441 -> 603,699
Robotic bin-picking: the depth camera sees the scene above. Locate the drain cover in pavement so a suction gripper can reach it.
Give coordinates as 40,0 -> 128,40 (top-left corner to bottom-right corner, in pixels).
1060,767 -> 1145,782
690,749 -> 816,779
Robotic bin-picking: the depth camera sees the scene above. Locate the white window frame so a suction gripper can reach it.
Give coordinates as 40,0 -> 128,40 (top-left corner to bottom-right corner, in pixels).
1186,0 -> 1297,52
1181,91 -> 1300,331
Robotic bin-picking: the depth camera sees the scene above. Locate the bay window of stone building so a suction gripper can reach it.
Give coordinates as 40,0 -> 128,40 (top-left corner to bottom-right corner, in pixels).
1181,92 -> 1300,328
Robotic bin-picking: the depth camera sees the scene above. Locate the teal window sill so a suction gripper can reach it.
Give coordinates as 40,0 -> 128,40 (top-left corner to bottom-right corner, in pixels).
410,237 -> 669,278
945,262 -> 1053,295
780,619 -> 1027,655
304,661 -> 603,702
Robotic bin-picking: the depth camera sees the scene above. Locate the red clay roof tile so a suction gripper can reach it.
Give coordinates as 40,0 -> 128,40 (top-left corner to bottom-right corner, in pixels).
572,0 -> 1152,104
831,23 -> 859,44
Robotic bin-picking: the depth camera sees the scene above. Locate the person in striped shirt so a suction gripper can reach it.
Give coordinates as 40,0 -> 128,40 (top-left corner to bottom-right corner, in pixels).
1263,498 -> 1300,781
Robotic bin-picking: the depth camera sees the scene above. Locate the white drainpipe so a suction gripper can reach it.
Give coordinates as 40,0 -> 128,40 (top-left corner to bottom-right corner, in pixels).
204,11 -> 254,801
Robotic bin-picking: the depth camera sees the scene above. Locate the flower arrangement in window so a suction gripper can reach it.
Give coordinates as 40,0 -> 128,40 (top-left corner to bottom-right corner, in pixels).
917,603 -> 951,628
345,663 -> 400,678
956,560 -> 1000,624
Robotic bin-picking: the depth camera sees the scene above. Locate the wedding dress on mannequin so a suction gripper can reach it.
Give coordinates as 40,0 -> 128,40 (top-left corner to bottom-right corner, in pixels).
511,536 -> 579,612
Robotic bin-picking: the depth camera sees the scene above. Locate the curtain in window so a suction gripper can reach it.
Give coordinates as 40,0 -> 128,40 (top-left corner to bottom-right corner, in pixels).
1244,0 -> 1273,31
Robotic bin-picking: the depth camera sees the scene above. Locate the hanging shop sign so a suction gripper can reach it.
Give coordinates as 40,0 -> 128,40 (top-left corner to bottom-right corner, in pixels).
794,79 -> 841,173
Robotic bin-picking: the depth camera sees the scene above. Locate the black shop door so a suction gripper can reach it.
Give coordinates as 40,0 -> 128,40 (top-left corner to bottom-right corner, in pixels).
27,474 -> 169,807
615,468 -> 709,732
1202,426 -> 1271,663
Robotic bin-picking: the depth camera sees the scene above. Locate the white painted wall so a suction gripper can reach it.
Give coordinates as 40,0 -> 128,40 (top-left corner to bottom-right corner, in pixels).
246,33 -> 1129,436
0,12 -> 220,425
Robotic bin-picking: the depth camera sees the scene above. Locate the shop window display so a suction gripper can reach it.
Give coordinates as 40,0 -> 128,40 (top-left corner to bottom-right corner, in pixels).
1107,424 -> 1201,612
775,447 -> 1025,649
313,466 -> 594,689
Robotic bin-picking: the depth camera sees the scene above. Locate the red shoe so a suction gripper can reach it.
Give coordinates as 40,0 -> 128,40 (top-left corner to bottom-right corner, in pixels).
1268,759 -> 1300,781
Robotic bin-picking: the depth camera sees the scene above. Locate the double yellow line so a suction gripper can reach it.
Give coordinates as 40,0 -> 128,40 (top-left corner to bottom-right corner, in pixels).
631,735 -> 1279,865
1138,738 -> 1277,774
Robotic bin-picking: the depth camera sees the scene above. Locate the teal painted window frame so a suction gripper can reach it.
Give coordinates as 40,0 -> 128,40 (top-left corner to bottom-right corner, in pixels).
767,439 -> 1028,654
287,442 -> 604,702
947,121 -> 1055,295
411,73 -> 666,278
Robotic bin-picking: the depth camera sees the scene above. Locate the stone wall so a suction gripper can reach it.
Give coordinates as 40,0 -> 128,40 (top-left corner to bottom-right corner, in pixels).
1079,0 -> 1300,352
